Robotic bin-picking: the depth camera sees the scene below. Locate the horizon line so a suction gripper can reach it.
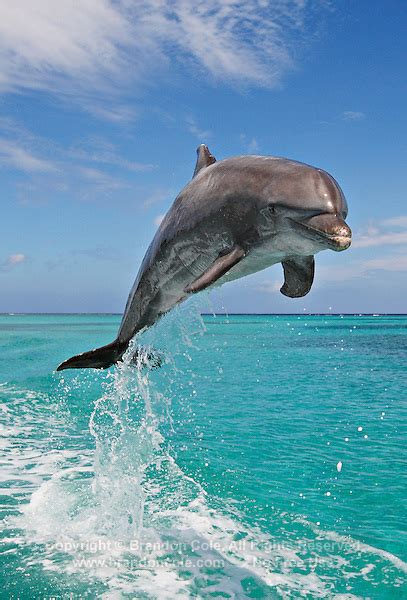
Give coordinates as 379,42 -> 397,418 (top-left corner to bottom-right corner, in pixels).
1,312 -> 406,317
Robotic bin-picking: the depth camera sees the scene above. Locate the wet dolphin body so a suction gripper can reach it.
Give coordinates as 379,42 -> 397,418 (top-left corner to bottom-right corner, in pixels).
57,145 -> 351,371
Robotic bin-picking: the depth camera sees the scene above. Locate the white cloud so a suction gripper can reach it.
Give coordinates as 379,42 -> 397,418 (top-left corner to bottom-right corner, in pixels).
0,1 -> 138,94
0,0 -> 321,104
353,216 -> 407,248
257,254 -> 407,290
86,104 -> 138,124
154,214 -> 165,227
76,166 -> 127,192
69,138 -> 155,172
240,134 -> 259,153
0,120 -> 156,203
7,253 -> 26,265
318,254 -> 407,283
342,111 -> 365,122
255,217 -> 407,290
186,116 -> 212,141
306,216 -> 407,283
353,231 -> 407,248
382,216 -> 407,228
255,214 -> 407,290
1,253 -> 26,271
247,138 -> 259,153
256,280 -> 282,294
142,188 -> 173,209
362,256 -> 407,272
0,138 -> 57,172
314,263 -> 368,283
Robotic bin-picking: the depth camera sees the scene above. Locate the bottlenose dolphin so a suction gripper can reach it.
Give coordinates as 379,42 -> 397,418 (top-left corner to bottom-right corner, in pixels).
57,145 -> 351,371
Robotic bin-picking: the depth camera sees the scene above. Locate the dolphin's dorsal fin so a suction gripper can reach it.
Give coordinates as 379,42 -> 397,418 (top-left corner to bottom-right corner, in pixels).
193,144 -> 216,178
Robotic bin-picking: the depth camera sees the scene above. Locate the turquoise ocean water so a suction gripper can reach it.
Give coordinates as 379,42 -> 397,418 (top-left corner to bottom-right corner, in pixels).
0,307 -> 406,598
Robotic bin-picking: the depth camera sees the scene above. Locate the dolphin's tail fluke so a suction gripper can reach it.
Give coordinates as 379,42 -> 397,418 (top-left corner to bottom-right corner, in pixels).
56,340 -> 126,371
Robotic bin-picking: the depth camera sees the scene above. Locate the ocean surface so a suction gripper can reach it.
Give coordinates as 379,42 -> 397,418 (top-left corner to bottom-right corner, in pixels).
0,307 -> 406,599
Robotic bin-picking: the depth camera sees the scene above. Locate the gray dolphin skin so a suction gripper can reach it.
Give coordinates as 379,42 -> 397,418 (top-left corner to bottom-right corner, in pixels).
57,145 -> 351,371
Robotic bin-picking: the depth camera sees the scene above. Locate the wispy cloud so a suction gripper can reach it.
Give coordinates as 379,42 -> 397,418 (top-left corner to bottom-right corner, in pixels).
342,111 -> 365,122
0,138 -> 57,173
186,116 -> 212,141
363,255 -> 407,272
353,216 -> 407,248
45,246 -> 126,271
1,253 -> 26,272
0,119 -> 157,203
168,1 -> 310,87
318,216 -> 407,282
1,119 -> 153,178
256,215 -> 407,291
142,188 -> 174,210
76,166 -> 128,196
315,253 -> 407,284
353,231 -> 407,248
70,138 -> 155,172
0,1 -> 139,95
382,216 -> 407,228
258,254 -> 407,291
85,104 -> 138,124
0,1 -> 322,107
154,214 -> 165,227
256,280 -> 282,294
240,134 -> 259,153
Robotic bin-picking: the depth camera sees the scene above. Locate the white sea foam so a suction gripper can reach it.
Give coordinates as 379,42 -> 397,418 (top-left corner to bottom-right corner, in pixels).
296,518 -> 407,575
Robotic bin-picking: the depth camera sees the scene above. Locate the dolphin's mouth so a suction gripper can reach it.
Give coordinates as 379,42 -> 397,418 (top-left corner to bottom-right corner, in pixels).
291,219 -> 352,251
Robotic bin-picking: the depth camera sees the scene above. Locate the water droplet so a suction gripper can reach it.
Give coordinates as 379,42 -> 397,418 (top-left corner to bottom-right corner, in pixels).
357,426 -> 363,432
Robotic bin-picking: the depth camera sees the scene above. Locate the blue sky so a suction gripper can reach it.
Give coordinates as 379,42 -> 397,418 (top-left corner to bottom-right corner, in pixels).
1,0 -> 406,313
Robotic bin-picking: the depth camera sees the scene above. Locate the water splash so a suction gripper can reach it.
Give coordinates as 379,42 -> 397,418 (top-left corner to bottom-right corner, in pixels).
15,302 -> 211,571
87,345 -> 164,538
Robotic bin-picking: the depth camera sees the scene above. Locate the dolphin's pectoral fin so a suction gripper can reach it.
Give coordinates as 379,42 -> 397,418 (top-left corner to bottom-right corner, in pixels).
280,256 -> 315,298
193,144 -> 216,177
184,246 -> 245,294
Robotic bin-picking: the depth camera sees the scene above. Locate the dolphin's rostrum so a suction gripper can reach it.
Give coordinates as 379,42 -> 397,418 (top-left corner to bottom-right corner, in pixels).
57,145 -> 351,371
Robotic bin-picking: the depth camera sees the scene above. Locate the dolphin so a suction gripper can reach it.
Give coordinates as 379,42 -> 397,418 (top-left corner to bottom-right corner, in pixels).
57,145 -> 351,371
